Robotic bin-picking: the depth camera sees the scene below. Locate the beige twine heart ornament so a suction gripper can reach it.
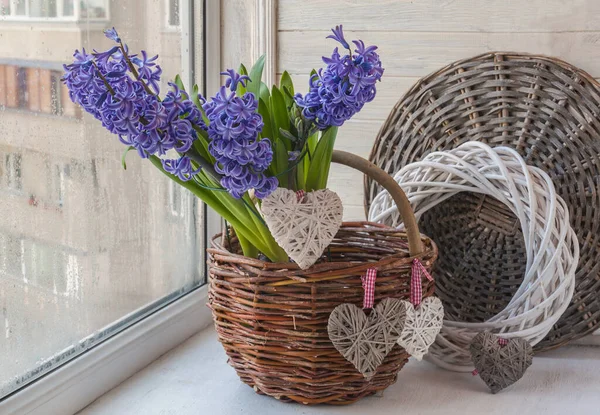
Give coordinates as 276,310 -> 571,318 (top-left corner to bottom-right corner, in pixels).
470,332 -> 533,394
397,297 -> 444,361
327,298 -> 407,379
261,188 -> 343,269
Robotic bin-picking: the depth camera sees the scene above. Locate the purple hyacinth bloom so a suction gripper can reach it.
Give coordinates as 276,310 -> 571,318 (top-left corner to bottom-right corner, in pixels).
221,69 -> 250,91
132,50 -> 162,93
162,157 -> 202,181
295,26 -> 384,130
327,25 -> 350,49
63,34 -> 206,183
104,27 -> 121,43
203,69 -> 277,199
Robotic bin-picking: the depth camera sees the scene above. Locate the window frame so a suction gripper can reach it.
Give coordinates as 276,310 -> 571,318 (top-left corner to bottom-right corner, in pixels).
0,1 -> 220,413
0,0 -> 110,22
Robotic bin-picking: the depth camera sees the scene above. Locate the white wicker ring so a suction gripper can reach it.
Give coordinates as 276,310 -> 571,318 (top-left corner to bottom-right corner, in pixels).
368,141 -> 578,371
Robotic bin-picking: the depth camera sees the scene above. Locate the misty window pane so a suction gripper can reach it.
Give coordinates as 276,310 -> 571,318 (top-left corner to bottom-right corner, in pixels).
63,0 -> 74,16
29,0 -> 57,17
16,68 -> 27,108
80,0 -> 108,19
0,0 -> 10,15
0,0 -> 203,399
15,0 -> 26,15
5,153 -> 22,191
168,0 -> 179,26
50,71 -> 63,115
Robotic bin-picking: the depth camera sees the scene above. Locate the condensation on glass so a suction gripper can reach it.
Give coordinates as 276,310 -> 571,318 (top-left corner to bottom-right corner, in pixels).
0,0 -> 204,399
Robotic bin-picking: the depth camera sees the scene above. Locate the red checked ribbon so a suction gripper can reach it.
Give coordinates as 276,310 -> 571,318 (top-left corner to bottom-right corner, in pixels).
296,190 -> 305,202
472,337 -> 509,376
410,259 -> 434,307
361,268 -> 377,309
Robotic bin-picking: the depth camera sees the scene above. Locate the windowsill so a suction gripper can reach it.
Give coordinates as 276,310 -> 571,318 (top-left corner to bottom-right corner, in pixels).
77,326 -> 600,414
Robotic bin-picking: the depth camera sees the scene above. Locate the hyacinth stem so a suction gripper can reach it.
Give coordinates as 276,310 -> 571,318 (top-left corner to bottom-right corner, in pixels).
151,156 -> 286,261
91,62 -> 115,96
184,148 -> 221,183
118,42 -> 156,97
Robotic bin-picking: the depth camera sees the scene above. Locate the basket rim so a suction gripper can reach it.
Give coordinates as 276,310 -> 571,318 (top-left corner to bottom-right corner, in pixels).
208,221 -> 438,279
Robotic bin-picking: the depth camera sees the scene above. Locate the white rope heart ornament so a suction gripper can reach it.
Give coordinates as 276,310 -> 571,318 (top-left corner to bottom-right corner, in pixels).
398,297 -> 444,361
261,188 -> 343,269
328,298 -> 407,379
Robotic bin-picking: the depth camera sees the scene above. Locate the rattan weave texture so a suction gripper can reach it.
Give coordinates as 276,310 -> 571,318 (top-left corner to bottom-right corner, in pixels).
365,52 -> 600,350
208,223 -> 437,405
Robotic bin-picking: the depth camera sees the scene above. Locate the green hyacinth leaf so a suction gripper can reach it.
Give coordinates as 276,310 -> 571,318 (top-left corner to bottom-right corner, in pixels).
247,55 -> 265,99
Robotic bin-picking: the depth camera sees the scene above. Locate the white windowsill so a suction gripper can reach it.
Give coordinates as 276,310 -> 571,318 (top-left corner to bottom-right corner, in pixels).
77,326 -> 600,415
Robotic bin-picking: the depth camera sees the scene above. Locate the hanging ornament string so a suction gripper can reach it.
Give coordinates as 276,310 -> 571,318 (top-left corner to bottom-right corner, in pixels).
361,268 -> 377,309
410,259 -> 434,307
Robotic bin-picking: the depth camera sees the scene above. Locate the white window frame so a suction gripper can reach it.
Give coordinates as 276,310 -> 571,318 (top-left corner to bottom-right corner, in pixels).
0,1 -> 221,414
0,0 -> 110,22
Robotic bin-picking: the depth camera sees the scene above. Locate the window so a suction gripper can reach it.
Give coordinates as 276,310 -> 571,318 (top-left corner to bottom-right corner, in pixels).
0,64 -> 77,116
5,152 -> 22,191
167,0 -> 180,28
16,67 -> 27,108
0,233 -> 22,279
0,0 -> 207,402
0,1 -> 10,16
168,179 -> 187,217
47,161 -> 65,206
0,0 -> 107,20
29,0 -> 57,17
20,239 -> 79,297
50,71 -> 63,115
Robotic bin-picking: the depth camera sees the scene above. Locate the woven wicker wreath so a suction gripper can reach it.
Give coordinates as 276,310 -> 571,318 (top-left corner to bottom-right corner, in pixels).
369,141 -> 578,371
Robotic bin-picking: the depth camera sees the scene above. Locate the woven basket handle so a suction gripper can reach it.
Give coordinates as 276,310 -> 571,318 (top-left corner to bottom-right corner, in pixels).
331,150 -> 423,256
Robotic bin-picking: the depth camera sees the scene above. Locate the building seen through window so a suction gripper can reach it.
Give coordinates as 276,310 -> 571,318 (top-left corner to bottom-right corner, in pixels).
0,0 -> 203,399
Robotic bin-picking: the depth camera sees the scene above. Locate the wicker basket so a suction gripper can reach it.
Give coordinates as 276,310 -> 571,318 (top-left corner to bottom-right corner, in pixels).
207,151 -> 437,405
365,52 -> 600,351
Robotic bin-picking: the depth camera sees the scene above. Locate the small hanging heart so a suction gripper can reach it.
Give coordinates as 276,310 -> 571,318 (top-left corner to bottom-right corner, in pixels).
397,297 -> 444,360
261,188 -> 343,269
327,298 -> 407,379
470,331 -> 533,394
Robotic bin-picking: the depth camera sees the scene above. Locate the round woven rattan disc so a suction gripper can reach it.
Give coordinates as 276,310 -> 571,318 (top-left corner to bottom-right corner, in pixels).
365,52 -> 600,351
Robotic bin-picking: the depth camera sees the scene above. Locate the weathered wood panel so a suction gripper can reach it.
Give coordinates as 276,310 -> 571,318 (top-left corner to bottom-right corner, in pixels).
279,31 -> 600,78
279,0 -> 600,32
277,1 -> 600,222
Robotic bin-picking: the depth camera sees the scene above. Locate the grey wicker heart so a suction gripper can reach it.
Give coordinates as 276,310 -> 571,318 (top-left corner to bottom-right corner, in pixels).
470,332 -> 533,394
397,297 -> 444,361
328,298 -> 407,379
261,188 -> 343,269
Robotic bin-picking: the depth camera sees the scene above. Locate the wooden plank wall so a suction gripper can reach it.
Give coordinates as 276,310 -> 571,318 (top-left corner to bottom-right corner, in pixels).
277,0 -> 600,220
